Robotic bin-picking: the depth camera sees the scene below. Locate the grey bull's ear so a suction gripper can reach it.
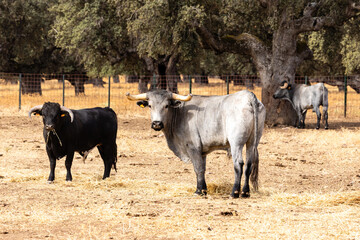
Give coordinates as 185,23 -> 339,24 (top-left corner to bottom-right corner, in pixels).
170,100 -> 182,108
137,101 -> 149,108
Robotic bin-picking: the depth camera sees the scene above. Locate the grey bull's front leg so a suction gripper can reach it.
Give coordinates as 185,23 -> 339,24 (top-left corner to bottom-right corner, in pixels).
192,155 -> 207,196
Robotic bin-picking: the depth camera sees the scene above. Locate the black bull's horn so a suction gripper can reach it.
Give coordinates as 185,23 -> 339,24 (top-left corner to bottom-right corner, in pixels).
60,106 -> 74,122
28,105 -> 43,118
28,105 -> 74,122
126,92 -> 192,102
280,81 -> 289,89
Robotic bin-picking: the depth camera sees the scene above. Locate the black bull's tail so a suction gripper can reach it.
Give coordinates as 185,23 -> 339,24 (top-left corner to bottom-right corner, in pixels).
113,144 -> 118,172
250,92 -> 259,191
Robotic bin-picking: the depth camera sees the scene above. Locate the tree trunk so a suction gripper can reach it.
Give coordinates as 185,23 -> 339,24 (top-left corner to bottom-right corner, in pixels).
74,80 -> 85,95
113,75 -> 120,83
142,54 -> 179,93
138,76 -> 151,93
126,75 -> 139,83
165,54 -> 179,93
260,71 -> 298,126
67,75 -> 85,96
194,75 -> 209,84
21,74 -> 42,95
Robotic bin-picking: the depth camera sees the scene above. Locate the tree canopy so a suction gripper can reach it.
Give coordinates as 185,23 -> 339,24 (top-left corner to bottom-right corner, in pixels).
0,0 -> 84,73
2,0 -> 359,78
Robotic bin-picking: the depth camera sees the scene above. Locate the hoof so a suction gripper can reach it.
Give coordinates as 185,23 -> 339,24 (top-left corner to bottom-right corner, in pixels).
241,192 -> 250,198
47,181 -> 54,184
325,127 -> 329,130
231,191 -> 240,198
194,189 -> 207,196
316,127 -> 320,130
66,179 -> 72,182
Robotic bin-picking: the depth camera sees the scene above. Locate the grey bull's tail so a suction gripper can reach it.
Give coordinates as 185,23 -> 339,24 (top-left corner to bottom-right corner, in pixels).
322,84 -> 329,124
249,92 -> 259,191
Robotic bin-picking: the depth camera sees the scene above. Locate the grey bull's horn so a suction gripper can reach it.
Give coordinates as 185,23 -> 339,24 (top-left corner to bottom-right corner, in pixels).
280,81 -> 289,89
28,105 -> 43,118
126,93 -> 148,101
60,106 -> 74,122
172,93 -> 192,101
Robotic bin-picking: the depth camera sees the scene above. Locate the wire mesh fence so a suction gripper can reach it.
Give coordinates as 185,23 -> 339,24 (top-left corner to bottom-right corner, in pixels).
0,72 -> 359,119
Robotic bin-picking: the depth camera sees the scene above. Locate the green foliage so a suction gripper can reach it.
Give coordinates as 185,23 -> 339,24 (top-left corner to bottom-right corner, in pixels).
0,0 -> 53,71
341,20 -> 360,74
52,0 -> 131,76
1,0 -> 360,77
305,28 -> 345,75
0,0 -> 83,73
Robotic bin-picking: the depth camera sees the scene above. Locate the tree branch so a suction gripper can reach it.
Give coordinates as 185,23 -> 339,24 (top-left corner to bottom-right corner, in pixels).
294,16 -> 335,33
303,2 -> 320,17
195,25 -> 226,53
295,1 -> 360,34
351,2 -> 360,10
295,43 -> 313,66
224,33 -> 271,72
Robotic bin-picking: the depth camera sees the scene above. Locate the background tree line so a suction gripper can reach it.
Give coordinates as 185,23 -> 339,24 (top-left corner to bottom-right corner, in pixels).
0,0 -> 359,125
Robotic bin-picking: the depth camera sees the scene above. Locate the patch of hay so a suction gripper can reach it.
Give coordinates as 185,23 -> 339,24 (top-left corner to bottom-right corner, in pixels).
273,191 -> 360,206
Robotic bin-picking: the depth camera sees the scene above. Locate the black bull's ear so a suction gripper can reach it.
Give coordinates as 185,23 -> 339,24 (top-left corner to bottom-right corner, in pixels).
137,101 -> 148,108
31,110 -> 41,116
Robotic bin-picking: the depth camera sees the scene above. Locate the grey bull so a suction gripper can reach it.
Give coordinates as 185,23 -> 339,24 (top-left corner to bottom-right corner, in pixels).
273,81 -> 329,129
127,90 -> 266,198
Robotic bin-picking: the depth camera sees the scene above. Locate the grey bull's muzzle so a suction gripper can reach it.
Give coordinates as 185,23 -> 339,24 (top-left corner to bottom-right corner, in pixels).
151,121 -> 164,131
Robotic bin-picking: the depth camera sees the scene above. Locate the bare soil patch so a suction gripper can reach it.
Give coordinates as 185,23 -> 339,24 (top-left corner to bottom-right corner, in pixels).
0,113 -> 359,239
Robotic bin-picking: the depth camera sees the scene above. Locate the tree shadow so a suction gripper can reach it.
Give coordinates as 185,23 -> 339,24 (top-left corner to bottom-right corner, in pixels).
303,121 -> 360,130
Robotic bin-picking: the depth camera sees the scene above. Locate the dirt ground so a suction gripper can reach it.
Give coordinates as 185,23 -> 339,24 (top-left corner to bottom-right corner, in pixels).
0,112 -> 359,239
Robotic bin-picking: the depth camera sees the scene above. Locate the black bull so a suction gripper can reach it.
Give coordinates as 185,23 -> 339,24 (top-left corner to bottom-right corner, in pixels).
29,102 -> 118,182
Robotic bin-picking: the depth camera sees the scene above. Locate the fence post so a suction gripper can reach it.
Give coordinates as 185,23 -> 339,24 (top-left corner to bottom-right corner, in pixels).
226,76 -> 229,95
305,75 -> 308,85
18,73 -> 22,110
62,74 -> 65,106
108,76 -> 111,107
189,75 -> 192,94
344,75 -> 347,118
152,74 -> 156,89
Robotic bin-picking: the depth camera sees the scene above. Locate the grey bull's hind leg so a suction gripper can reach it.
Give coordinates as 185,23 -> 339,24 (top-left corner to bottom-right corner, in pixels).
302,110 -> 307,128
242,145 -> 255,198
323,108 -> 329,129
230,145 -> 245,198
315,107 -> 321,129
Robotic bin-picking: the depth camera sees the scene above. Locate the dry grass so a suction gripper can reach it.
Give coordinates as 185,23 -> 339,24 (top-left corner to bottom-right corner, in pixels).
0,77 -> 360,239
0,113 -> 359,239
